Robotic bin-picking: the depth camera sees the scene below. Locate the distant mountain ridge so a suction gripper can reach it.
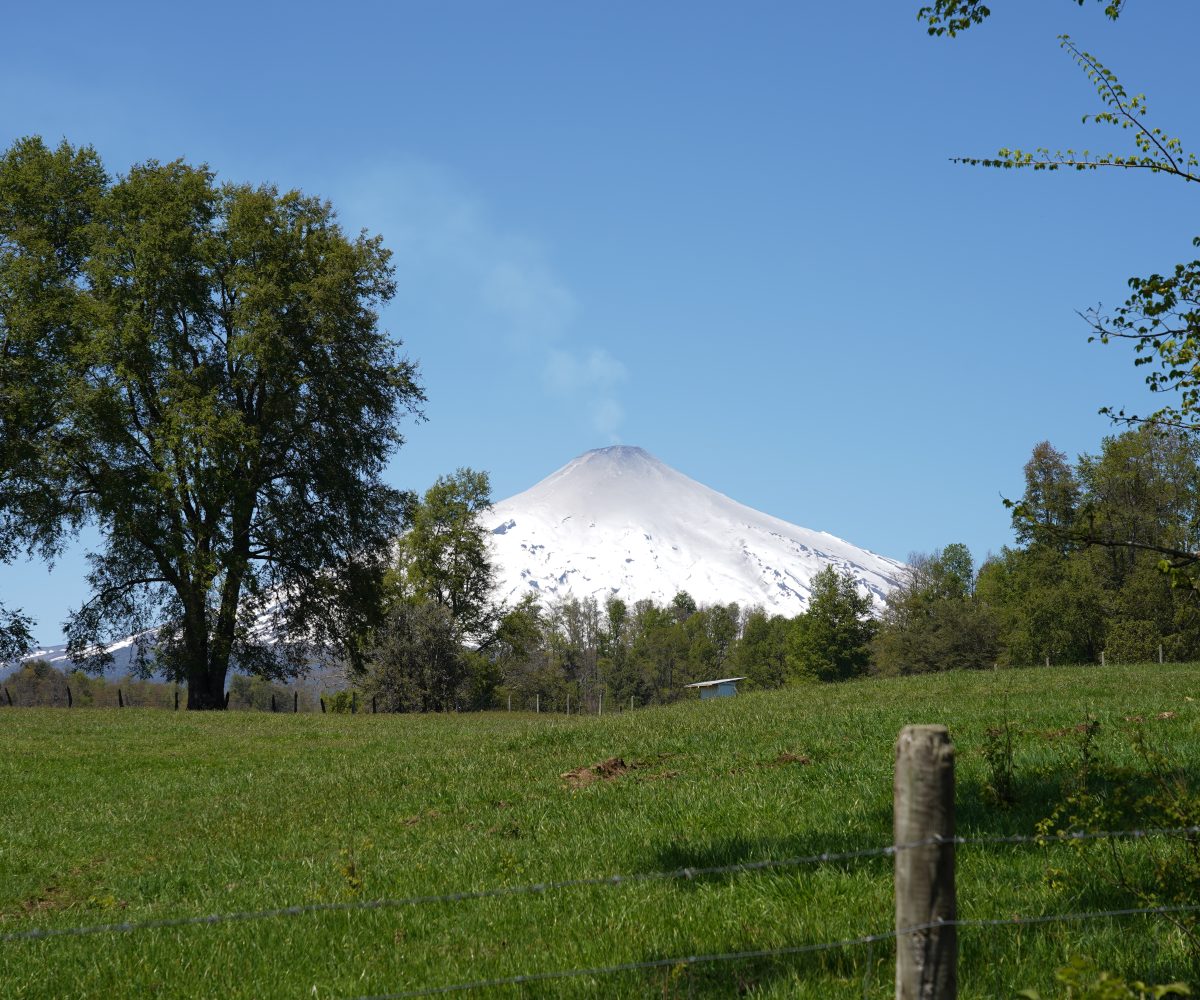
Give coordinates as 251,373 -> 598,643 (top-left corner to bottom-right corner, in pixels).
485,446 -> 905,615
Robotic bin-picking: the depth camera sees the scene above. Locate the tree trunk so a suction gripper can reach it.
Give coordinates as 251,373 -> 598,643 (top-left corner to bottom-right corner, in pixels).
180,598 -> 226,710
186,665 -> 226,710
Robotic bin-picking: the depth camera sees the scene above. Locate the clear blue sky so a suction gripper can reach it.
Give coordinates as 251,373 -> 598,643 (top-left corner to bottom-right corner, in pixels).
2,0 -> 1196,646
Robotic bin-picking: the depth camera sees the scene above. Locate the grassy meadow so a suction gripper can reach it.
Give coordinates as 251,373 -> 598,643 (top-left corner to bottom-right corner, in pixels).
2,663 -> 1199,998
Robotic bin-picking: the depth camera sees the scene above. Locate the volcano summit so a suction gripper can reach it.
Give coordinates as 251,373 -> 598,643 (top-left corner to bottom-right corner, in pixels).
485,446 -> 905,616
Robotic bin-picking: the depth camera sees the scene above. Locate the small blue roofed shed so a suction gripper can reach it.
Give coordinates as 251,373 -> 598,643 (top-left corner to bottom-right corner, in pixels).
685,676 -> 747,700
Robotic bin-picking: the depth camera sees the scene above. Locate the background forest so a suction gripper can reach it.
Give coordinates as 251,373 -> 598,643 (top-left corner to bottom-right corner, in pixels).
13,424 -> 1189,712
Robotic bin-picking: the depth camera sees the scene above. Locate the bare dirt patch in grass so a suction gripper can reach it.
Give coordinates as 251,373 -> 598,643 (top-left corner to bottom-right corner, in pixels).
560,756 -> 634,789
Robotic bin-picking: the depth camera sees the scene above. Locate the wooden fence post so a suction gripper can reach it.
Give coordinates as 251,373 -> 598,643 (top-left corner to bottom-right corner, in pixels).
118,688 -> 124,709
320,696 -> 326,714
294,690 -> 299,713
4,686 -> 11,706
894,724 -> 956,1000
271,693 -> 276,713
175,689 -> 179,711
66,685 -> 72,708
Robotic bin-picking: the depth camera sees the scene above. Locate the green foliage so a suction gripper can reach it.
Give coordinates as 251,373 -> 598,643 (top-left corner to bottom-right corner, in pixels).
393,468 -> 499,641
1105,619 -> 1161,664
323,689 -> 358,714
1018,443 -> 1082,550
982,718 -> 1018,808
0,604 -> 34,661
226,674 -> 315,712
976,545 -> 1108,666
1018,956 -> 1191,1000
1039,722 -> 1200,960
993,431 -> 1200,665
917,1 -> 1121,38
955,37 -> 1198,182
1,660 -> 180,708
731,609 -> 791,690
788,566 -> 874,682
874,544 -> 1000,673
0,137 -> 425,708
367,469 -> 546,712
365,599 -> 464,712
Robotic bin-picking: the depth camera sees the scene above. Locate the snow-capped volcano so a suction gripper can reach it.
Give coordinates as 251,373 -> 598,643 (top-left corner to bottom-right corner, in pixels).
485,446 -> 905,615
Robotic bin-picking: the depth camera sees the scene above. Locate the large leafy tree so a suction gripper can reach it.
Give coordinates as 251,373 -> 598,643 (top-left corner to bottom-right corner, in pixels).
0,137 -> 424,708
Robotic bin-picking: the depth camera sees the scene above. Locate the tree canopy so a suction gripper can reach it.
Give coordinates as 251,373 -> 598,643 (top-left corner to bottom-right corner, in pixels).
0,137 -> 424,707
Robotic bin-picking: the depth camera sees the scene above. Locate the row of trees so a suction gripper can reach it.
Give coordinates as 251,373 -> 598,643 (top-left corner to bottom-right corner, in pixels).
349,467 -> 881,711
875,426 -> 1200,673
351,426 -> 1200,712
9,423 -> 1197,708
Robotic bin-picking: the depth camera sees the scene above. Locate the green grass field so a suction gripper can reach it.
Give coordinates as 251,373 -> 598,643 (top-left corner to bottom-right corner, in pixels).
2,664 -> 1199,999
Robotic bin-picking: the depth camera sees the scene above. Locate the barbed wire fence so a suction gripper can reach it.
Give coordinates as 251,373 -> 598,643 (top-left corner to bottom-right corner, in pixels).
5,728 -> 1199,997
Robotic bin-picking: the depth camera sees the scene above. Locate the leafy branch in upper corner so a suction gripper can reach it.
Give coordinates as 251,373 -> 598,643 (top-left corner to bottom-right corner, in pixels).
954,37 -> 1199,183
918,1 -> 1124,39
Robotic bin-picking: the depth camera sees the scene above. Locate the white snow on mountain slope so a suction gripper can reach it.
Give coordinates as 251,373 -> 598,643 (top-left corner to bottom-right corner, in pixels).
485,446 -> 906,615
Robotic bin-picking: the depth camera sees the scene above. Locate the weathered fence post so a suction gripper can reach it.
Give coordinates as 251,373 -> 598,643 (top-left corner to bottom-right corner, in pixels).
174,689 -> 179,711
566,693 -> 570,715
351,691 -> 357,714
536,693 -> 539,714
598,691 -> 603,716
1100,650 -> 1106,667
372,695 -> 377,714
895,724 -> 956,1000
66,685 -> 72,708
508,693 -> 512,712
118,688 -> 124,709
4,686 -> 11,706
320,696 -> 326,714
271,693 -> 276,713
294,690 -> 298,713
1159,644 -> 1164,665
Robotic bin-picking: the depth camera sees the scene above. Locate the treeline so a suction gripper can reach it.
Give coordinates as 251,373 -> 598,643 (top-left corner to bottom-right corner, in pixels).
360,428 -> 1200,710
875,424 -> 1200,673
10,428 -> 1194,712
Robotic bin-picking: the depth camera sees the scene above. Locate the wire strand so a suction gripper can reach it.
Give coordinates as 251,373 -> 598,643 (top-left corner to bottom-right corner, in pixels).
345,903 -> 1200,999
4,824 -> 1197,944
